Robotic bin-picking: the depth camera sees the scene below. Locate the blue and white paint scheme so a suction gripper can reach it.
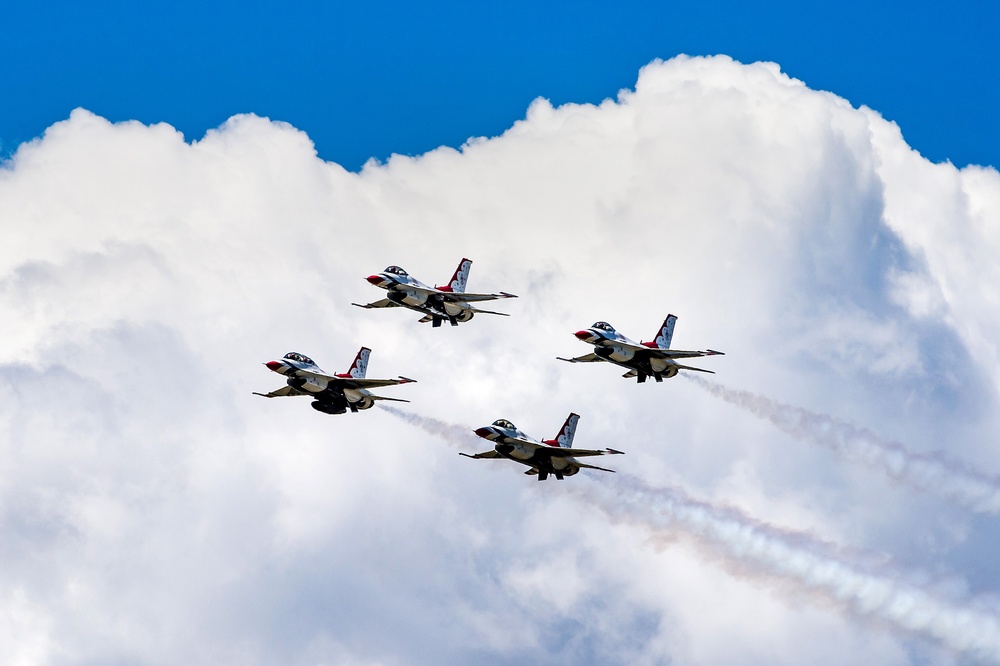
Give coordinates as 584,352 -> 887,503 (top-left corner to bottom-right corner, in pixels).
558,314 -> 724,383
254,348 -> 416,415
353,258 -> 517,327
462,413 -> 623,481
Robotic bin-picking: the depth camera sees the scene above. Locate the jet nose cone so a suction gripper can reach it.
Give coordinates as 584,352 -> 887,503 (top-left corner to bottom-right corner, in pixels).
265,361 -> 284,372
366,274 -> 385,286
474,427 -> 494,439
574,330 -> 596,341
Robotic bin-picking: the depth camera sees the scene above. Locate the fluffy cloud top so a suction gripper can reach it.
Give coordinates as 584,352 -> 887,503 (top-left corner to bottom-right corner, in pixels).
2,55 -> 1000,665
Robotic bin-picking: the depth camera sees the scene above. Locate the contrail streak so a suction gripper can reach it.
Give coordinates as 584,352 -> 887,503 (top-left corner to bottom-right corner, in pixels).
572,473 -> 1000,661
378,404 -> 481,451
688,375 -> 1000,514
385,406 -> 1000,660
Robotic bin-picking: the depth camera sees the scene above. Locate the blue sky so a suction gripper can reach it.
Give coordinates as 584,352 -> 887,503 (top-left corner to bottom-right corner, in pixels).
3,1 -> 998,170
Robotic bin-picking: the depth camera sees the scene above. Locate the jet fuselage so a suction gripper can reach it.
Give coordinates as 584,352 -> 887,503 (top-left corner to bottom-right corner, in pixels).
474,422 -> 582,478
265,354 -> 376,414
575,326 -> 681,379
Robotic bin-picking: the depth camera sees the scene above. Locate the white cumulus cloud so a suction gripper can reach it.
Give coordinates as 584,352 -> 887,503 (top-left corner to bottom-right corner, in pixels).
2,54 -> 1000,664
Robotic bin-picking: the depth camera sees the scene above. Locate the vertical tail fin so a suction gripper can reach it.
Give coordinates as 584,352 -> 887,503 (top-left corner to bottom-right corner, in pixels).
438,258 -> 472,293
340,347 -> 371,379
654,314 -> 677,349
544,413 -> 580,448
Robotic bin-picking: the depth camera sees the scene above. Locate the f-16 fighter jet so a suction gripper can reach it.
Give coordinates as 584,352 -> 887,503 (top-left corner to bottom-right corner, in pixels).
353,258 -> 516,327
253,348 -> 415,414
461,413 -> 623,480
558,314 -> 724,383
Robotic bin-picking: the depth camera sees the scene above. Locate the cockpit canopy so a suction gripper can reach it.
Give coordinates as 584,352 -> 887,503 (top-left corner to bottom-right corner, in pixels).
492,419 -> 516,430
383,265 -> 408,277
283,352 -> 315,365
591,321 -> 615,332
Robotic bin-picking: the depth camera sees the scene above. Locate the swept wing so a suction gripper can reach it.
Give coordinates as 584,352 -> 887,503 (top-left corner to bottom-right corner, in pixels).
398,283 -> 516,303
540,446 -> 623,458
295,368 -> 416,390
252,385 -> 308,398
352,298 -> 400,309
557,353 -> 602,363
459,450 -> 503,459
608,339 -> 725,359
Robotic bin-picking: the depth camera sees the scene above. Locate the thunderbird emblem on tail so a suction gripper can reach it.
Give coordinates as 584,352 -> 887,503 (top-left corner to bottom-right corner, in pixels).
461,413 -> 623,480
253,348 -> 415,414
558,314 -> 724,383
353,258 -> 517,327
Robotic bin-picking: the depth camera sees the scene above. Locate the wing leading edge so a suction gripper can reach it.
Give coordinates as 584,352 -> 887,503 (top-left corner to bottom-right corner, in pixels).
252,385 -> 308,398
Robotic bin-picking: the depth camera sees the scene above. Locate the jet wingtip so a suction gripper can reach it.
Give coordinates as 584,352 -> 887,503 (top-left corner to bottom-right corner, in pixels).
606,448 -> 625,455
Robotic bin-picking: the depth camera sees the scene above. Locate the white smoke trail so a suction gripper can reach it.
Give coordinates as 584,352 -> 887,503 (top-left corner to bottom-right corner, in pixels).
572,473 -> 1000,661
384,406 -> 1000,660
378,404 -> 482,451
688,375 -> 1000,514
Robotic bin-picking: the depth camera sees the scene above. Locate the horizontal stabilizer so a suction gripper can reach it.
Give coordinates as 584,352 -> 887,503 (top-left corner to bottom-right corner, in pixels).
674,363 -> 715,374
370,395 -> 410,403
576,462 -> 617,473
468,306 -> 510,316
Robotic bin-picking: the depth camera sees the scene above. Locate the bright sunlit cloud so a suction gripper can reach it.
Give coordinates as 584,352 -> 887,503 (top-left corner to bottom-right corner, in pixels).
2,55 -> 1000,665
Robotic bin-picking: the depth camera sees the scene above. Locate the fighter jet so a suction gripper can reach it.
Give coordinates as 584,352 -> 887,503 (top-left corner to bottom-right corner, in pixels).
254,348 -> 415,414
461,413 -> 623,480
558,314 -> 723,383
353,258 -> 517,327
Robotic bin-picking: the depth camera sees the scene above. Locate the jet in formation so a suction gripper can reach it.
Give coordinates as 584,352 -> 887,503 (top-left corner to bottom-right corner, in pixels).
254,348 -> 415,414
558,314 -> 723,382
353,258 -> 517,327
461,413 -> 623,480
